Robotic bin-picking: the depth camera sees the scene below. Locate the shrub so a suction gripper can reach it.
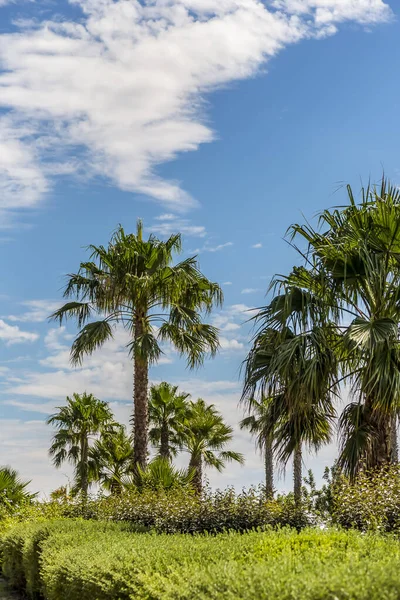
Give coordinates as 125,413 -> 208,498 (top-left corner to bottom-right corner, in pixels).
331,465 -> 400,532
2,520 -> 400,599
94,486 -> 312,533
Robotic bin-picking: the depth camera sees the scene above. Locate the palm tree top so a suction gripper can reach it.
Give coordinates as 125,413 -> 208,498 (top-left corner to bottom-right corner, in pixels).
50,221 -> 223,368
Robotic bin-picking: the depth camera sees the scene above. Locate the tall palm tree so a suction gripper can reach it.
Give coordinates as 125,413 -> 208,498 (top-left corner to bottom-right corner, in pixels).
89,425 -> 133,494
149,382 -> 190,460
0,467 -> 36,509
51,222 -> 222,470
47,392 -> 116,497
242,290 -> 337,504
286,179 -> 400,477
182,398 -> 244,494
240,398 -> 274,498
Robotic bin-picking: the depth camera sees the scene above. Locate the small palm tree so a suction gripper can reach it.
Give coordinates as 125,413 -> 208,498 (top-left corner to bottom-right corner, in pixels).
47,392 -> 116,497
0,467 -> 36,509
89,425 -> 133,494
51,222 -> 222,470
123,457 -> 195,492
182,398 -> 244,494
149,382 -> 190,460
240,398 -> 274,498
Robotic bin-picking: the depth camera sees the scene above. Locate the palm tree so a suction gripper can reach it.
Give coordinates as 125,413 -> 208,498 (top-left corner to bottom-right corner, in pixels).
286,179 -> 400,477
89,425 -> 133,494
240,398 -> 274,499
51,222 -> 222,470
47,392 -> 116,497
149,382 -> 190,460
124,457 -> 195,492
0,467 -> 36,509
242,291 -> 337,504
182,398 -> 244,494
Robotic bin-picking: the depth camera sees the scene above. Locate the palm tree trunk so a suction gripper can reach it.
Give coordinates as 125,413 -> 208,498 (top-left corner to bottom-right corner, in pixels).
293,444 -> 302,506
189,454 -> 202,495
133,313 -> 149,470
391,415 -> 398,464
160,423 -> 170,460
81,435 -> 89,500
264,435 -> 274,499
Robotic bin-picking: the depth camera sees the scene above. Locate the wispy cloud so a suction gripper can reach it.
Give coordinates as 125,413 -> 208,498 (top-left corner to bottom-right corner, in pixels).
149,214 -> 206,238
223,281 -> 232,286
0,0 -> 392,219
0,319 -> 38,344
252,243 -> 262,248
241,288 -> 260,295
7,300 -> 60,323
191,242 -> 233,254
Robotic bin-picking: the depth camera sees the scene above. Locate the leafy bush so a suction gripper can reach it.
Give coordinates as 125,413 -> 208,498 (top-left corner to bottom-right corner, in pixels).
92,486 -> 311,533
0,486 -> 312,535
331,465 -> 400,532
2,520 -> 400,599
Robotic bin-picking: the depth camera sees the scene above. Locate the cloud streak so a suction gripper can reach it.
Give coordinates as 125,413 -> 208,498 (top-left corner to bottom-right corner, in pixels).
0,0 -> 392,219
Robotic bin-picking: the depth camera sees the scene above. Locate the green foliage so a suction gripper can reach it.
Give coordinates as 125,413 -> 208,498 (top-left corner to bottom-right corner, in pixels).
124,457 -> 195,492
149,382 -> 190,459
0,467 -> 37,517
92,486 -> 309,533
47,392 -> 116,496
331,465 -> 400,532
244,178 -> 400,478
2,520 -> 400,599
88,425 -> 133,494
183,398 -> 244,493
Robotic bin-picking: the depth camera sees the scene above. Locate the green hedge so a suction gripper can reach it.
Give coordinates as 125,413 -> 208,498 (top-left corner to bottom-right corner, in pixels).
2,519 -> 400,599
0,487 -> 311,534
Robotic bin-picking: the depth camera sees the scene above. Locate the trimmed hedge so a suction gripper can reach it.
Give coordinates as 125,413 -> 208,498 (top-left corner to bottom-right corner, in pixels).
2,519 -> 400,599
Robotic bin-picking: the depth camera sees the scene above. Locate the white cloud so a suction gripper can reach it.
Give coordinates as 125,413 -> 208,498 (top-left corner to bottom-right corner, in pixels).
0,319 -> 38,344
191,241 -> 233,253
149,215 -> 206,237
0,0 -> 391,218
220,336 -> 244,351
223,281 -> 232,286
272,0 -> 392,26
241,288 -> 260,294
7,299 -> 60,323
252,242 -> 262,248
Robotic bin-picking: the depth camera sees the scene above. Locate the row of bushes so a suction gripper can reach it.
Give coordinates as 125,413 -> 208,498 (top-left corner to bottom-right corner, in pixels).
2,519 -> 400,599
4,466 -> 400,536
0,486 -> 313,534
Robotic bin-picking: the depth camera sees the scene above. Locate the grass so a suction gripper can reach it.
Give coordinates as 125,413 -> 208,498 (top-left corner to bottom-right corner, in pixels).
2,520 -> 400,599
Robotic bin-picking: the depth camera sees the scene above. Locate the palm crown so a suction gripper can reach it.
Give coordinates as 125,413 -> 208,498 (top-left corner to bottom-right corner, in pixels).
47,392 -> 115,496
183,398 -> 244,493
148,382 -> 190,460
88,425 -> 133,494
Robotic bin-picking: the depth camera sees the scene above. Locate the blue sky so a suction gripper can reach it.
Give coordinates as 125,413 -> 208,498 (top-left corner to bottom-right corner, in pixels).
0,0 -> 398,495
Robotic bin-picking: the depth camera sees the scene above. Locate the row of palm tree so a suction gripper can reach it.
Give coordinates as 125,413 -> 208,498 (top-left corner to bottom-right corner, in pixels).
241,179 -> 400,502
48,385 -> 243,496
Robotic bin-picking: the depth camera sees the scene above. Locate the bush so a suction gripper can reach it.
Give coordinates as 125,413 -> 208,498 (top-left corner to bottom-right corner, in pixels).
331,465 -> 400,532
94,486 -> 312,533
0,486 -> 312,534
2,520 -> 400,599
